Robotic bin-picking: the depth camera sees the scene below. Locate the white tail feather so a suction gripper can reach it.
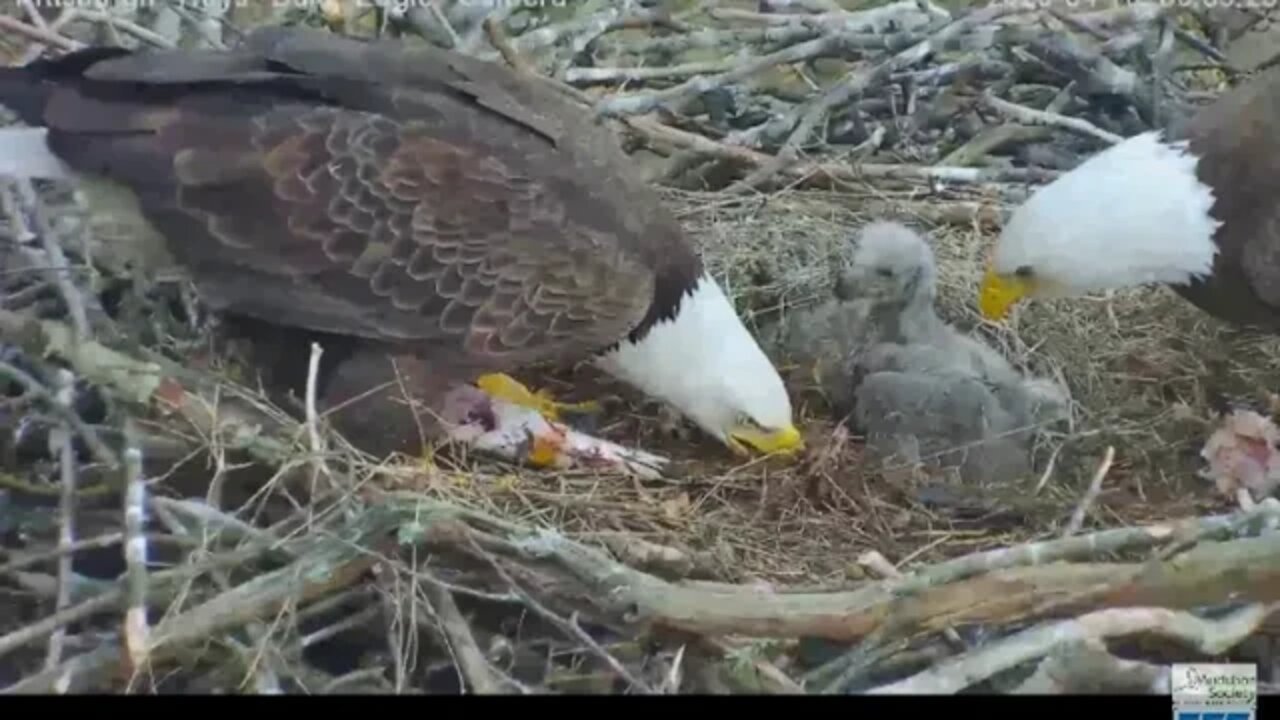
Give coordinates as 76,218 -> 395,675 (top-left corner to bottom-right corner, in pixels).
0,127 -> 70,179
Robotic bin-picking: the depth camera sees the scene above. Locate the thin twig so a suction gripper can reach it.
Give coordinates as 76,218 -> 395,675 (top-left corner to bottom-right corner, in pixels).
305,341 -> 332,494
42,368 -> 77,684
1061,446 -> 1114,537
59,9 -> 177,48
298,604 -> 380,650
698,636 -> 805,693
632,113 -> 1053,186
889,501 -> 1274,596
420,574 -> 515,694
121,420 -> 150,676
0,532 -> 125,577
4,180 -> 90,344
466,534 -> 655,693
660,644 -> 685,694
0,590 -> 121,660
983,92 -> 1124,145
17,0 -> 49,31
148,497 -> 285,553
0,14 -> 82,52
707,2 -> 947,32
565,58 -> 741,85
509,6 -> 678,59
592,30 -> 875,116
0,361 -> 119,469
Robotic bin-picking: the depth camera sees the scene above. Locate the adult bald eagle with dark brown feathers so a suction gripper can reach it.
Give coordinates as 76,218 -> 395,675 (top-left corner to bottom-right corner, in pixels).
0,26 -> 802,461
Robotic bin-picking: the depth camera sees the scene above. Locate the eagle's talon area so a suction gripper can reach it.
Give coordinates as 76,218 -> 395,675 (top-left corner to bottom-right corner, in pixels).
441,383 -> 667,478
474,372 -> 602,423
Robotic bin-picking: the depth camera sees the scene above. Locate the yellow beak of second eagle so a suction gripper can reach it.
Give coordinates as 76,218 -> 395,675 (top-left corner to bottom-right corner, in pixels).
978,268 -> 1033,321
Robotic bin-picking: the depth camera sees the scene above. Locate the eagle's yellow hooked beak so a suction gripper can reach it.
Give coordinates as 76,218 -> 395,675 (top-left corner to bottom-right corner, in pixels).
978,268 -> 1032,322
729,422 -> 804,457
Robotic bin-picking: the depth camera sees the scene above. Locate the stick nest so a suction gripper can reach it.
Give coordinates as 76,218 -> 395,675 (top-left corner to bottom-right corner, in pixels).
2,0 -> 1280,696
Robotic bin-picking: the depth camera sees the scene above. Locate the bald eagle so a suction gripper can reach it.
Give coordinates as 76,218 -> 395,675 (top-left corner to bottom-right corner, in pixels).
0,26 -> 801,459
978,65 -> 1280,331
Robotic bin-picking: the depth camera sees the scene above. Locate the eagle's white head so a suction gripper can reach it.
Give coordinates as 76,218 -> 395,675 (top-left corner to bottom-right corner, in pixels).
593,272 -> 802,457
978,131 -> 1222,321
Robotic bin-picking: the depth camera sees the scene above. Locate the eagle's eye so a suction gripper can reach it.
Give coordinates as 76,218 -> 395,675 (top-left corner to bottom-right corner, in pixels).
1015,265 -> 1034,278
876,267 -> 893,278
736,413 -> 762,429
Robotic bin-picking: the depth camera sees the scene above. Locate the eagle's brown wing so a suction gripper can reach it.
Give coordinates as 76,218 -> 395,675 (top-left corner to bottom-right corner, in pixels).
21,27 -> 697,372
1170,66 -> 1280,330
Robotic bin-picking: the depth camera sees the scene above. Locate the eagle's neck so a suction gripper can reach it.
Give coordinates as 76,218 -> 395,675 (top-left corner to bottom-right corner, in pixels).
623,249 -> 704,345
997,130 -> 1223,294
873,293 -> 945,346
889,264 -> 942,343
591,271 -> 770,408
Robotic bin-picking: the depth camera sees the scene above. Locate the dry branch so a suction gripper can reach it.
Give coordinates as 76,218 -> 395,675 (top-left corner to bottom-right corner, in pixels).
0,307 -> 301,469
42,368 -> 77,682
1010,640 -> 1170,694
420,577 -> 515,694
508,6 -> 681,62
1061,445 -> 1115,537
4,180 -> 91,342
707,1 -> 948,32
593,30 -> 885,116
730,3 -> 1030,189
984,93 -> 1124,145
145,513 -> 391,653
0,14 -> 82,51
870,603 -> 1272,694
1021,30 -> 1152,116
628,115 -> 1056,188
120,423 -> 149,675
416,505 -> 1280,643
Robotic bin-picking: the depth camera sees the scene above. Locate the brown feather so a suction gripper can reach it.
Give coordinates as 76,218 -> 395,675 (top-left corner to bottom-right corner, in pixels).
2,26 -> 702,380
1168,67 -> 1280,330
